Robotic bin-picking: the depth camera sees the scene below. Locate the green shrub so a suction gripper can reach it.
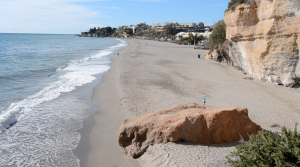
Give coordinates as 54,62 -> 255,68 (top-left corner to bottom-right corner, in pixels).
228,0 -> 245,11
227,125 -> 300,167
208,20 -> 226,49
227,0 -> 256,11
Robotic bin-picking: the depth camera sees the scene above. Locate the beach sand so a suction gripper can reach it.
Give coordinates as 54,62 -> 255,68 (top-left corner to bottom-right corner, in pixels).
84,41 -> 140,167
84,39 -> 300,167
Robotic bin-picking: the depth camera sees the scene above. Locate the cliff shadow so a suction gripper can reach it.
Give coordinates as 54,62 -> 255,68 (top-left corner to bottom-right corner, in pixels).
292,83 -> 300,89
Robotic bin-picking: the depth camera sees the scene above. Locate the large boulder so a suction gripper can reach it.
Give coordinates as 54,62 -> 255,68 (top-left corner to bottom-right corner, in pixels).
118,103 -> 261,159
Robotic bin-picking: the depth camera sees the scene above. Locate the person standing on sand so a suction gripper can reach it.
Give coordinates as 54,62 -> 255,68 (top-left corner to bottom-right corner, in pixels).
203,95 -> 206,105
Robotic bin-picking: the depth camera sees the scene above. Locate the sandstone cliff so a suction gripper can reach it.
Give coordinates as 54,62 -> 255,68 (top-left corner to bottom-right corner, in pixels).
204,0 -> 300,87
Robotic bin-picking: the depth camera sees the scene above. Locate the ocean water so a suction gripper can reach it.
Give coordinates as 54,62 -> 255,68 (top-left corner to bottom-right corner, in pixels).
0,33 -> 126,166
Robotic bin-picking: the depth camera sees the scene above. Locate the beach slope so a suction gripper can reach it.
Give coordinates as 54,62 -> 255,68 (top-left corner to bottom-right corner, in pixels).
87,40 -> 140,167
88,39 -> 300,167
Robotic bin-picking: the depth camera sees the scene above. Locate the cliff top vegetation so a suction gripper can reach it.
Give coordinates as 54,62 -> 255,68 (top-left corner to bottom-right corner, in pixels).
227,0 -> 256,11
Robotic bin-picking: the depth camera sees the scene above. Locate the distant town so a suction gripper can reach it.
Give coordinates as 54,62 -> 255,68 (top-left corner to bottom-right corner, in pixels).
77,22 -> 214,47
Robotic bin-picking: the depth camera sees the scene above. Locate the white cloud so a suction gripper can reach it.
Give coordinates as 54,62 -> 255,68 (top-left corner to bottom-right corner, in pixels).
0,0 -> 104,33
0,0 -> 166,33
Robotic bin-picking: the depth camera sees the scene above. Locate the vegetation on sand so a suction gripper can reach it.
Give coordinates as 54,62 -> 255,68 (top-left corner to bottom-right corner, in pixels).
227,125 -> 300,167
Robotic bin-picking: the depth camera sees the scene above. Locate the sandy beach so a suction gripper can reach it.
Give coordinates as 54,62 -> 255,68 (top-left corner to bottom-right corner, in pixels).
83,39 -> 300,167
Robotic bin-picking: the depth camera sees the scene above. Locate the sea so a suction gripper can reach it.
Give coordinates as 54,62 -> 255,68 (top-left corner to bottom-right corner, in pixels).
0,33 -> 126,166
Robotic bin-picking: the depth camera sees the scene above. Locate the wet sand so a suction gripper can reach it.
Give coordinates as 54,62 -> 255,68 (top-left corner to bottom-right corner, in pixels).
86,40 -> 140,167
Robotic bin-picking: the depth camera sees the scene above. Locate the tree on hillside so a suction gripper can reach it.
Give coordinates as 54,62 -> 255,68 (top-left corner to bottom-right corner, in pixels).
208,20 -> 226,49
198,22 -> 204,28
124,28 -> 133,36
89,27 -> 97,33
95,26 -> 116,37
163,25 -> 180,38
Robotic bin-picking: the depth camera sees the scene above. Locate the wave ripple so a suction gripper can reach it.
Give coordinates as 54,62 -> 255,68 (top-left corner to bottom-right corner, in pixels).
0,94 -> 98,167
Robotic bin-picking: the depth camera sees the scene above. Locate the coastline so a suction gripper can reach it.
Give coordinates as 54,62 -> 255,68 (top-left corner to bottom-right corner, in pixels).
71,73 -> 103,167
84,39 -> 140,167
81,38 -> 300,166
0,35 -> 128,166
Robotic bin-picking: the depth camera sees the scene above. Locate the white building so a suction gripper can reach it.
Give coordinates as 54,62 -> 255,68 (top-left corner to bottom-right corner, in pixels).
128,25 -> 136,29
151,22 -> 162,28
162,22 -> 177,27
178,22 -> 197,28
133,26 -> 135,34
176,31 -> 212,40
117,25 -> 136,30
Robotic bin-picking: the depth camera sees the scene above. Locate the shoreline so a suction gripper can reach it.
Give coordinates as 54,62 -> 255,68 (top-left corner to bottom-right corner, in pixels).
0,35 -> 130,166
72,39 -> 139,167
84,39 -> 140,167
71,72 -> 105,167
74,112 -> 96,167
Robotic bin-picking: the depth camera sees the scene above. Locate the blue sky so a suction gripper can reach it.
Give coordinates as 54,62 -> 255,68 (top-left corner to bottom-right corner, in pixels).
0,0 -> 228,34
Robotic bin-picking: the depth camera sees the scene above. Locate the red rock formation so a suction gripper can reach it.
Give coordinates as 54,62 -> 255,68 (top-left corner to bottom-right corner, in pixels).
118,103 -> 261,159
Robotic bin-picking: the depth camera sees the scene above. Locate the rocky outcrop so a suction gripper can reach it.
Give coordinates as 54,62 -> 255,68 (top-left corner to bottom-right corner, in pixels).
205,0 -> 300,87
118,103 -> 261,159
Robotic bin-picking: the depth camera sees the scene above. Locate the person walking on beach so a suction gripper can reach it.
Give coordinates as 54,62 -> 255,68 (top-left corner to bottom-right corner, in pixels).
198,54 -> 200,59
202,95 -> 206,105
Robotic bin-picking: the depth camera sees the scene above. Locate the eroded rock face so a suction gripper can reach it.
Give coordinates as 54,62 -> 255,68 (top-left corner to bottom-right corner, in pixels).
118,103 -> 261,159
205,0 -> 300,87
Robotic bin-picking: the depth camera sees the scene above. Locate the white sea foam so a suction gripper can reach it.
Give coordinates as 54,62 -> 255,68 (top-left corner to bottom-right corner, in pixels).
90,50 -> 113,59
0,94 -> 98,166
111,39 -> 127,48
0,39 -> 127,133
